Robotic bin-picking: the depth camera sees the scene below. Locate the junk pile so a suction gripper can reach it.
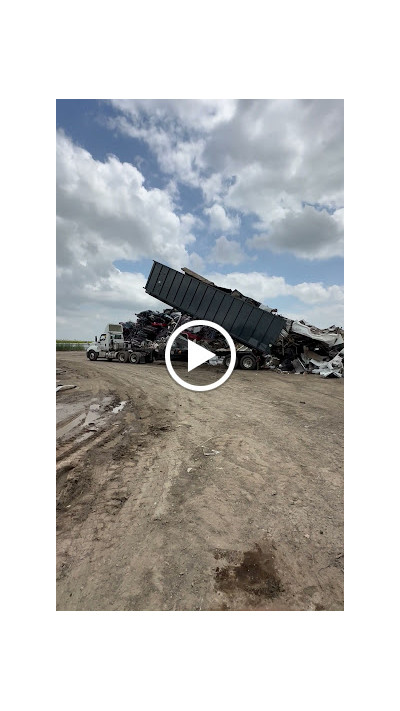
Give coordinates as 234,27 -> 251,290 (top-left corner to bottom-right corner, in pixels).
119,309 -> 194,355
120,310 -> 184,348
120,309 -> 344,377
188,315 -> 344,379
267,321 -> 344,378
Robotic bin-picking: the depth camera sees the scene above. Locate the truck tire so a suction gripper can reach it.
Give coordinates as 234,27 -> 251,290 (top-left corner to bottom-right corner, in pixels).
117,351 -> 128,363
87,350 -> 98,361
239,353 -> 257,370
223,355 -> 237,369
145,351 -> 154,363
129,351 -> 141,364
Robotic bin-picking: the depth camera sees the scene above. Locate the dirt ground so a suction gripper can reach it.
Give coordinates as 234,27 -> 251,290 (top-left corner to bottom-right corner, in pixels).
56,352 -> 344,611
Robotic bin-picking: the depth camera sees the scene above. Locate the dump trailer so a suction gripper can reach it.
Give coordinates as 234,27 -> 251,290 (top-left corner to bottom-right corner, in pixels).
145,261 -> 286,369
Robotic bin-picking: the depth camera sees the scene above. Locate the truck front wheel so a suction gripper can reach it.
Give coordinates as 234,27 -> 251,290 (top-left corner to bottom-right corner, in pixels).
87,350 -> 98,361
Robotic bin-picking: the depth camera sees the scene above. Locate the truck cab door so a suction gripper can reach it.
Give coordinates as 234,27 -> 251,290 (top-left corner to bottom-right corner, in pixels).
99,334 -> 107,354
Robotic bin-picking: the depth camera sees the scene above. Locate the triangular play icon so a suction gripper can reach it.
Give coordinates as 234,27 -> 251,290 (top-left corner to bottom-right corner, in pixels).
187,339 -> 216,372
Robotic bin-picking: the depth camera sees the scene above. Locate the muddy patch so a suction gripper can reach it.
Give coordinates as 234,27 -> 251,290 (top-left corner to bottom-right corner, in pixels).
214,543 -> 283,605
56,463 -> 92,513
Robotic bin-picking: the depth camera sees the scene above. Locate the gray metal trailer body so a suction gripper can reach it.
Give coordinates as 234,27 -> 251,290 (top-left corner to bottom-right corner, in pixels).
145,261 -> 286,355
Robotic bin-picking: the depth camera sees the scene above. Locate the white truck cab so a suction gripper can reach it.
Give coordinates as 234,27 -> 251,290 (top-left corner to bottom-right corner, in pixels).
86,324 -> 155,364
86,324 -> 126,361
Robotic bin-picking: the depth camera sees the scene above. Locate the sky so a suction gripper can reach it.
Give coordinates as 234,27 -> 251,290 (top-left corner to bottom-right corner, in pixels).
56,99 -> 343,339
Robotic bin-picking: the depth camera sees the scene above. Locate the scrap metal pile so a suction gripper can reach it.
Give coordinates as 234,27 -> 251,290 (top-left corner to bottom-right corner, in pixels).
119,310 -> 192,352
120,308 -> 344,377
193,318 -> 344,377
267,320 -> 344,378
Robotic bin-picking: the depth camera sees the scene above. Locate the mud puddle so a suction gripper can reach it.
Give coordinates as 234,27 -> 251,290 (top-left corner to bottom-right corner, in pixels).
214,543 -> 283,606
57,396 -> 123,442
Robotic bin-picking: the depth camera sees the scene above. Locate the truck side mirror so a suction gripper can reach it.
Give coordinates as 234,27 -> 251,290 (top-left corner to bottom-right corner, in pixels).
95,336 -> 97,342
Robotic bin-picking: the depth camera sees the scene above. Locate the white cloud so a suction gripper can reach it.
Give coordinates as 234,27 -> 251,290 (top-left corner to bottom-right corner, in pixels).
108,113 -> 206,187
186,251 -> 205,273
200,173 -> 224,203
206,271 -> 342,304
56,131 -> 197,337
204,203 -> 240,233
110,99 -> 343,260
284,302 -> 345,330
210,236 -> 247,265
205,100 -> 343,209
110,99 -> 237,132
246,205 -> 344,259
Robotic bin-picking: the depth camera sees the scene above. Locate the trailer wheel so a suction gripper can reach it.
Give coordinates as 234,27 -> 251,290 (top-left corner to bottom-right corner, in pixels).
223,355 -> 238,369
223,355 -> 236,369
117,351 -> 128,363
239,354 -> 257,370
87,350 -> 98,361
129,351 -> 140,364
145,351 -> 154,363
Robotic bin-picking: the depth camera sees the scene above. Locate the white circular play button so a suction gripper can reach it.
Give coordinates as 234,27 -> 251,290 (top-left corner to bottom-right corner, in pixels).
165,320 -> 236,392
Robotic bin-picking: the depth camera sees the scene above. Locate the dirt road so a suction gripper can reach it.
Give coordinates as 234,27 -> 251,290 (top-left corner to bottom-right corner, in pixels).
56,352 -> 344,611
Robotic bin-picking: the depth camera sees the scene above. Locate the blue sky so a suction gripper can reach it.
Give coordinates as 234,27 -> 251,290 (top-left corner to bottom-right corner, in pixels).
56,99 -> 343,338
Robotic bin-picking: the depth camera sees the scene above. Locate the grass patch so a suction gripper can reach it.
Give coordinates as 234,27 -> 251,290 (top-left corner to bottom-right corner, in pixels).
56,341 -> 90,351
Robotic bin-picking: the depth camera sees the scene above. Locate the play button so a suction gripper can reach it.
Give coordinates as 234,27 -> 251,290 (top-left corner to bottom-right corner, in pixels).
165,319 -> 237,392
187,339 -> 216,372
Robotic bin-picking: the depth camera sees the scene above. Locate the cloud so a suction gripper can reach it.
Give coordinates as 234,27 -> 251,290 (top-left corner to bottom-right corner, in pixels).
57,130 -> 197,266
110,99 -> 237,132
56,131 -> 198,337
210,236 -> 247,265
110,99 -> 343,260
206,270 -> 342,304
205,99 -> 344,209
186,251 -> 205,273
204,203 -> 240,233
200,173 -> 225,203
246,205 -> 344,259
107,111 -> 206,187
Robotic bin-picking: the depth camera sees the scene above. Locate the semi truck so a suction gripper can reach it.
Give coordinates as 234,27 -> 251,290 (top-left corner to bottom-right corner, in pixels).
86,323 -> 156,363
86,323 -> 188,364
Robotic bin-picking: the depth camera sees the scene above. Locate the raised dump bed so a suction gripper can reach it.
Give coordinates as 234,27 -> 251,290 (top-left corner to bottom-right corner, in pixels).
145,261 -> 286,355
